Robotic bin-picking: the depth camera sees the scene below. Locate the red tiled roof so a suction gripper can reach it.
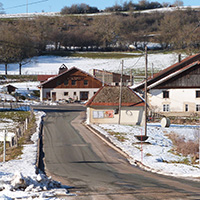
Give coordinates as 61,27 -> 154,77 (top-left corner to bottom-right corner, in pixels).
37,75 -> 56,82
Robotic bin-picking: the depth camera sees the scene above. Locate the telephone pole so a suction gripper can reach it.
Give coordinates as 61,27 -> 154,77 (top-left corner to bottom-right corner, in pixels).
144,46 -> 148,137
118,60 -> 124,125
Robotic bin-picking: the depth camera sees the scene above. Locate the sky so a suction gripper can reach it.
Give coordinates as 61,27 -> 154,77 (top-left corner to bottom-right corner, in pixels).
0,0 -> 199,14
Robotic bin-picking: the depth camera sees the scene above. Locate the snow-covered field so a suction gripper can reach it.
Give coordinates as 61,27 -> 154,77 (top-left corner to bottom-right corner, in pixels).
0,53 -> 180,75
91,123 -> 200,180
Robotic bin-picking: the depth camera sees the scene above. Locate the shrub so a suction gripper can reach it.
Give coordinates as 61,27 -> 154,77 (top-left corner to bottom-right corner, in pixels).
168,133 -> 199,164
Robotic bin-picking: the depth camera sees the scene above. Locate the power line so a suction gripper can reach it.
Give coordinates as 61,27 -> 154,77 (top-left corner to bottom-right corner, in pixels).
4,0 -> 48,11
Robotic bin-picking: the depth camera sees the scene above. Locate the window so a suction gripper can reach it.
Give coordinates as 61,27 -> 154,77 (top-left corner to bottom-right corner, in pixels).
84,80 -> 88,85
56,80 -> 61,86
64,92 -> 68,96
93,111 -> 104,118
72,80 -> 76,85
163,91 -> 169,98
196,104 -> 200,111
163,104 -> 170,112
64,80 -> 68,85
196,91 -> 200,98
185,104 -> 189,112
74,92 -> 76,96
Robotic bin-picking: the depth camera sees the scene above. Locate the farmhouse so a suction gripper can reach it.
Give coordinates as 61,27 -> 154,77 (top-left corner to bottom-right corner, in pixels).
89,69 -> 133,86
85,86 -> 145,125
38,66 -> 103,102
133,53 -> 200,115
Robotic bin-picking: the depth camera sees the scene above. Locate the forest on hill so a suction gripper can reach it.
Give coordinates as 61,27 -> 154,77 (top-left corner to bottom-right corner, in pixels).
0,7 -> 200,70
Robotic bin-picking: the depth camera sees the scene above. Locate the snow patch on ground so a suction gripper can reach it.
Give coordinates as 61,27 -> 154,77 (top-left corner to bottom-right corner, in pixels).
91,123 -> 200,180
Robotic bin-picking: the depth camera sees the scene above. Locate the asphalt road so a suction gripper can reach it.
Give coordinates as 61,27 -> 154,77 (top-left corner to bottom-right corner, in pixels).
37,104 -> 200,200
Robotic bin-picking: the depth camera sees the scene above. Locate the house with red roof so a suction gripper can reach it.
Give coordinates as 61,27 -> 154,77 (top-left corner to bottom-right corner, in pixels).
85,86 -> 145,125
38,66 -> 104,102
133,53 -> 200,115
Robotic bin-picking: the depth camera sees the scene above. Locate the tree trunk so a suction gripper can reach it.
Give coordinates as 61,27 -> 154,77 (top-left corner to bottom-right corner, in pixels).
19,63 -> 22,75
5,63 -> 8,75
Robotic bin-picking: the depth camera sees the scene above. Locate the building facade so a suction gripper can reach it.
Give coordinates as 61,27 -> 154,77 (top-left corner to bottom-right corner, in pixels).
39,66 -> 103,102
133,53 -> 200,115
86,86 -> 145,125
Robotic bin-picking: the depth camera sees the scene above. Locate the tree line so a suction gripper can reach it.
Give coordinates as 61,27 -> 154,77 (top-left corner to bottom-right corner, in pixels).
0,8 -> 199,74
60,0 -> 184,14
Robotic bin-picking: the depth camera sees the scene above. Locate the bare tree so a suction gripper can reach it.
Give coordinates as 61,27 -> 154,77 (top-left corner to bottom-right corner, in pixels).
173,0 -> 184,7
0,21 -> 37,75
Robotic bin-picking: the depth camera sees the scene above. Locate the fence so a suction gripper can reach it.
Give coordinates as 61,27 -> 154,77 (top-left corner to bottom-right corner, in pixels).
2,109 -> 34,148
0,102 -> 31,111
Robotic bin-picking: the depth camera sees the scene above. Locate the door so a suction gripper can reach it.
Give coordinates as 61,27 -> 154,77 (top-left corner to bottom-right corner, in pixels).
52,92 -> 56,101
80,91 -> 89,100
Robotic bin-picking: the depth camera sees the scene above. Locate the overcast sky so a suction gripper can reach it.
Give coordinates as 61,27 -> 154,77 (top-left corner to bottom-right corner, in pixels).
0,0 -> 199,14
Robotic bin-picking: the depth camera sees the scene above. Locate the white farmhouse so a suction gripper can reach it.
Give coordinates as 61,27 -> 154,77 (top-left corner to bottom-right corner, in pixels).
133,53 -> 200,116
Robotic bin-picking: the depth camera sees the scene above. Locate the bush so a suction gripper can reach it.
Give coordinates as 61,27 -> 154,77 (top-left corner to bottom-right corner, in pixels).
168,133 -> 199,164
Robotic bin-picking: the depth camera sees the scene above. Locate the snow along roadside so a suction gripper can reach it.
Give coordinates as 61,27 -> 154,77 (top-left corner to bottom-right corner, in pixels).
84,123 -> 150,170
0,111 -> 72,199
85,123 -> 200,182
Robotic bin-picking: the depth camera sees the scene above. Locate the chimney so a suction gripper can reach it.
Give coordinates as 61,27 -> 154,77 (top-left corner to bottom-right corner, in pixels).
59,64 -> 68,74
178,54 -> 181,63
130,69 -> 134,85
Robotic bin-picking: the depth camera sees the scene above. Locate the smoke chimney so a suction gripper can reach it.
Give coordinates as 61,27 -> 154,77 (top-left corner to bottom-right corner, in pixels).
59,64 -> 68,74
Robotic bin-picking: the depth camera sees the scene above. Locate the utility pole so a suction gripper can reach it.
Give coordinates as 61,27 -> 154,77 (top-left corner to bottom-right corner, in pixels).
3,130 -> 7,162
118,60 -> 124,125
199,129 -> 200,168
102,69 -> 105,86
144,46 -> 148,137
26,0 -> 28,13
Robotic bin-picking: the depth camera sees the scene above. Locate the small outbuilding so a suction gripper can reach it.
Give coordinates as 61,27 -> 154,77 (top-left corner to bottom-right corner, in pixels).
2,84 -> 17,94
85,86 -> 145,125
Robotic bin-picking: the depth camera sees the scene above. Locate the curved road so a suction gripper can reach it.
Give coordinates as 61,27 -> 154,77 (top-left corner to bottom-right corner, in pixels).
38,105 -> 200,199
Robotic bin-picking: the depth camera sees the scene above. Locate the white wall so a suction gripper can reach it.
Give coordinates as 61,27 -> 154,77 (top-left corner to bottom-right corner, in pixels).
87,107 -> 145,125
41,88 -> 99,101
149,88 -> 200,113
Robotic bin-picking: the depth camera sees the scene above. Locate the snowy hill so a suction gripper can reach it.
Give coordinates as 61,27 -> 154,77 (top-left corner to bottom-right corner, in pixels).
0,6 -> 200,19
